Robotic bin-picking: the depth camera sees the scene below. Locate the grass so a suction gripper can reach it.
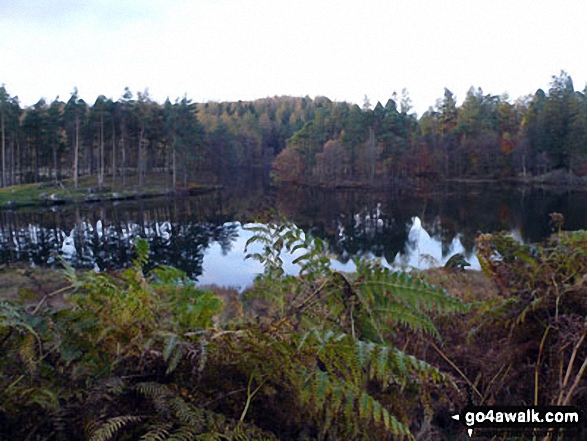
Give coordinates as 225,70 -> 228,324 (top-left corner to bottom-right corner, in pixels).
0,172 -> 219,208
420,267 -> 499,303
0,263 -> 69,307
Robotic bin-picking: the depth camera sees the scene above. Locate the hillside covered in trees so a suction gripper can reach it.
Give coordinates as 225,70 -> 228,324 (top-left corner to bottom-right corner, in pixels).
1,71 -> 586,191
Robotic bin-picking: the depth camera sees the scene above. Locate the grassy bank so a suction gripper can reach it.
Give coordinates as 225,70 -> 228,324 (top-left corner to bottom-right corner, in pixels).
0,173 -> 221,209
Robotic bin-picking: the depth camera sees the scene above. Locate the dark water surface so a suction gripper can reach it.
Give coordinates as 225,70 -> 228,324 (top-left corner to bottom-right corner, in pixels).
1,172 -> 586,290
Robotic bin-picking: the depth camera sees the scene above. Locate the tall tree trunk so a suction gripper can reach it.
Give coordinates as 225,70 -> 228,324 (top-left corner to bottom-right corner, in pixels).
164,144 -> 169,191
57,139 -> 61,182
52,145 -> 57,183
10,136 -> 14,186
74,114 -> 79,189
34,137 -> 39,183
121,133 -> 126,188
17,136 -> 21,184
89,139 -> 93,177
172,147 -> 177,190
1,110 -> 5,187
99,113 -> 104,189
366,127 -> 376,186
111,123 -> 116,188
138,127 -> 144,187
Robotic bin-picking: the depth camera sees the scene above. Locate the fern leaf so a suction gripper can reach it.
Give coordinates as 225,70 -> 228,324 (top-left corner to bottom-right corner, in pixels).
167,345 -> 186,375
169,397 -> 204,429
19,333 -> 38,375
372,399 -> 382,425
88,415 -> 143,441
315,370 -> 329,406
356,340 -> 375,367
163,334 -> 179,361
167,425 -> 197,441
372,300 -> 440,338
140,423 -> 173,441
344,387 -> 354,421
132,237 -> 150,270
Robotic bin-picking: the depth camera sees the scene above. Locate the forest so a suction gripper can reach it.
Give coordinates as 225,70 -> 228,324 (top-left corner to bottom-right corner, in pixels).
1,71 -> 587,191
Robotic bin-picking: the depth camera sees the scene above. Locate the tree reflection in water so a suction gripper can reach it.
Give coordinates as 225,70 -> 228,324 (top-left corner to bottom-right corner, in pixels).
0,198 -> 240,279
1,177 -> 586,286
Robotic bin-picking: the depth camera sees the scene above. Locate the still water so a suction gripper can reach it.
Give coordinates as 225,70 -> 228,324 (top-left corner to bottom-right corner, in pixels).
1,174 -> 586,290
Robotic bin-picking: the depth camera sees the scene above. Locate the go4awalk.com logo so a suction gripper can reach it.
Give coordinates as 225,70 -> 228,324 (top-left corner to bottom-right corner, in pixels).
451,405 -> 582,438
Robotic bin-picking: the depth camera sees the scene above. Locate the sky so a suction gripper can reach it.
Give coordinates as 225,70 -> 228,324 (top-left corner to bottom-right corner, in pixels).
1,0 -> 586,116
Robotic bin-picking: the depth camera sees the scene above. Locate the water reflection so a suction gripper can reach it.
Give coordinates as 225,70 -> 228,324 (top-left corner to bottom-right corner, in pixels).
396,216 -> 479,270
1,177 -> 586,290
0,199 -> 240,279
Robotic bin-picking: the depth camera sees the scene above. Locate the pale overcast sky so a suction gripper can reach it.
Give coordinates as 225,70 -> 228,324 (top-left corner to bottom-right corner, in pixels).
1,0 -> 586,116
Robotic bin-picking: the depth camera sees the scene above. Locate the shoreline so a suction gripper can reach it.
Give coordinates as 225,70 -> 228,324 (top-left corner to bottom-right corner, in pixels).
0,181 -> 222,210
276,170 -> 587,192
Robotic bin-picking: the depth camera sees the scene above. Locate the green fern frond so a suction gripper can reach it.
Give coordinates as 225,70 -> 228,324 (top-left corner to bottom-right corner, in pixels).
298,328 -> 346,353
140,422 -> 173,441
356,339 -> 376,368
161,333 -> 186,374
135,381 -> 170,398
466,297 -> 518,343
88,415 -> 143,441
315,369 -> 330,405
163,334 -> 179,361
301,366 -> 413,439
167,426 -> 197,441
371,299 -> 439,338
359,268 -> 466,315
346,262 -> 467,343
102,377 -> 126,396
18,333 -> 38,375
167,345 -> 186,375
22,386 -> 60,412
299,330 -> 450,389
344,386 -> 354,421
57,254 -> 81,288
0,300 -> 39,341
133,237 -> 150,270
169,396 -> 205,429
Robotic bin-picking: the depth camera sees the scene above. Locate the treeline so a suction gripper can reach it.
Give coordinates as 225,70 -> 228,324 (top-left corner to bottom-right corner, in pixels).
197,96 -> 313,172
1,71 -> 587,189
0,87 -> 207,189
0,88 -> 315,189
275,71 -> 587,186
